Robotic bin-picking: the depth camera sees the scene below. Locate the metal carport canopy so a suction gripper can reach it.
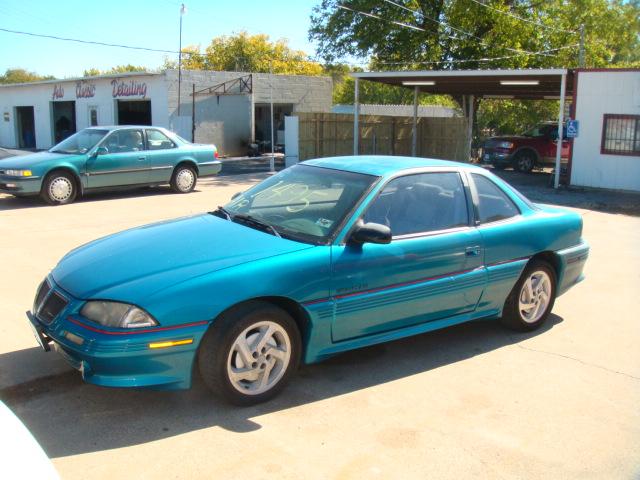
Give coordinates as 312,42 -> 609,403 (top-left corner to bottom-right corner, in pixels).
350,68 -> 573,188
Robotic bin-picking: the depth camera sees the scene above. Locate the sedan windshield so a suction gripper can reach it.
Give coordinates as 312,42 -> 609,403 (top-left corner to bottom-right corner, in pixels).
223,164 -> 377,244
50,129 -> 109,154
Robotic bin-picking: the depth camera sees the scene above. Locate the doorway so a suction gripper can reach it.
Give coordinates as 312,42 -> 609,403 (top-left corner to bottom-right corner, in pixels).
254,104 -> 293,146
15,106 -> 36,149
117,100 -> 152,125
51,101 -> 76,144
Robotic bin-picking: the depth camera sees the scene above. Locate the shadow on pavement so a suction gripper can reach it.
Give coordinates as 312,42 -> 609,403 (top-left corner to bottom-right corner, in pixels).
1,315 -> 562,458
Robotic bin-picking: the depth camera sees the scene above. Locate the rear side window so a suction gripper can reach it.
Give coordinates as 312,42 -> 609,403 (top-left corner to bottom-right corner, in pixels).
364,172 -> 469,236
471,174 -> 520,224
146,129 -> 176,150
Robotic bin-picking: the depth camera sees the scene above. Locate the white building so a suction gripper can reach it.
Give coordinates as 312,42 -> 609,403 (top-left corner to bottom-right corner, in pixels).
569,69 -> 640,192
0,69 -> 332,156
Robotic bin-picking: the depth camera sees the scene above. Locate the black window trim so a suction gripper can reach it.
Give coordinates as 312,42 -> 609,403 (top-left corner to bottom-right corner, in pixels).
348,168 -> 474,243
145,128 -> 177,151
466,171 -> 522,226
600,114 -> 640,156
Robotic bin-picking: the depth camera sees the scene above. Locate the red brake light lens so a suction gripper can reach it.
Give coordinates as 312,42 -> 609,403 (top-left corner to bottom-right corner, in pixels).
214,150 -> 219,159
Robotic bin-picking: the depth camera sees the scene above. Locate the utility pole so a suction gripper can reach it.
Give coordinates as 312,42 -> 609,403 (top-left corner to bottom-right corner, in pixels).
177,3 -> 186,116
269,63 -> 275,173
578,24 -> 586,68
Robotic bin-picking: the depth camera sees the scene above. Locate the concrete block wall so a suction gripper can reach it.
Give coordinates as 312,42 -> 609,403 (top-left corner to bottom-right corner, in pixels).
164,70 -> 332,155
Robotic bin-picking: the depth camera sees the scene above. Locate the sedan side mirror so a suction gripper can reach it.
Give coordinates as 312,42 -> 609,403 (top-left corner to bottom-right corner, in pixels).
350,221 -> 392,245
94,146 -> 108,156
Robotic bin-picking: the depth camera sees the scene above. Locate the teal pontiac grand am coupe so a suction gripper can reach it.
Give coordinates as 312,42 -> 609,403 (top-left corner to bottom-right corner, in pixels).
0,126 -> 221,204
27,156 -> 589,405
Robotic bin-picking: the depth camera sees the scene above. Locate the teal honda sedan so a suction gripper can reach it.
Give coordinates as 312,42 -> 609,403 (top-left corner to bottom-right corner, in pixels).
27,156 -> 589,405
0,126 -> 221,204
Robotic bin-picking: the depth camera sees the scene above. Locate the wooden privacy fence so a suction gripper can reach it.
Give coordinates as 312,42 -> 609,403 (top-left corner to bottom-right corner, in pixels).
297,112 -> 469,161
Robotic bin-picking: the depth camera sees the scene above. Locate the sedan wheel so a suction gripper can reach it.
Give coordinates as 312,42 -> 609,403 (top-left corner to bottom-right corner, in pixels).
500,260 -> 556,331
170,165 -> 197,193
198,301 -> 301,405
227,321 -> 292,396
41,171 -> 77,205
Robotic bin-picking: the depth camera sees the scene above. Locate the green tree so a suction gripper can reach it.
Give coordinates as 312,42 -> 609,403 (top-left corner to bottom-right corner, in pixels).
163,32 -> 323,75
83,65 -> 148,76
310,0 -> 640,134
0,68 -> 54,84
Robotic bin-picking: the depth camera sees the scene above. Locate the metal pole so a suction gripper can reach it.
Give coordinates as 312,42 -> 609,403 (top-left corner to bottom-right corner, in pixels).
578,24 -> 586,68
467,95 -> 474,162
191,83 -> 195,142
177,4 -> 185,116
269,67 -> 275,173
554,73 -> 567,189
353,77 -> 359,155
412,85 -> 418,157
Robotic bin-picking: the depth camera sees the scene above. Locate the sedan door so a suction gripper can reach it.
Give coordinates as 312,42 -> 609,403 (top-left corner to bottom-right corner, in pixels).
86,129 -> 149,188
144,128 -> 180,183
330,171 -> 486,342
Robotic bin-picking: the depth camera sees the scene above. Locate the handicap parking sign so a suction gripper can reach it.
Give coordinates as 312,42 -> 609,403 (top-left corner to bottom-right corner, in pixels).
566,119 -> 579,138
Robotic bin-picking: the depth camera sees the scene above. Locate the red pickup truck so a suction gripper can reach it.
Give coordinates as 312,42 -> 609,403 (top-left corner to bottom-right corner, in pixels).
481,122 -> 570,173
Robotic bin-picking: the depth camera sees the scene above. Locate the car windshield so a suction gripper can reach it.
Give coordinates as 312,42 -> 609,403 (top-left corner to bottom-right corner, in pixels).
222,164 -> 377,244
50,129 -> 109,154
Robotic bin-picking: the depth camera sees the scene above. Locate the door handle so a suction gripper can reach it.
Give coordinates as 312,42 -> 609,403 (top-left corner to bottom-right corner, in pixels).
138,156 -> 146,161
465,246 -> 481,257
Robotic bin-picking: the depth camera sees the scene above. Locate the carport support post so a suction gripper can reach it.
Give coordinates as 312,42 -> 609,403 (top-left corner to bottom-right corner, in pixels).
412,86 -> 419,157
353,77 -> 359,155
554,73 -> 567,189
466,95 -> 474,162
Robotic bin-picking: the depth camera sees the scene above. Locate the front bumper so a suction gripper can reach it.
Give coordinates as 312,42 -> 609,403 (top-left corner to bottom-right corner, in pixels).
26,280 -> 210,390
481,150 -> 513,166
0,175 -> 42,195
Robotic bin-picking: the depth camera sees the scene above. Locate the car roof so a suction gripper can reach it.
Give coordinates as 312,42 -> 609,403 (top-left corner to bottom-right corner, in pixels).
84,126 -> 167,131
304,155 -> 482,177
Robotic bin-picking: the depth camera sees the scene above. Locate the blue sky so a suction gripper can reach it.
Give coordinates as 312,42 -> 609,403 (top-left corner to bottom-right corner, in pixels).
0,0 -> 319,78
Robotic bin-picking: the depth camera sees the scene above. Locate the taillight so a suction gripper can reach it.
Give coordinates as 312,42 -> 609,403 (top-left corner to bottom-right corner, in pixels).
214,150 -> 219,159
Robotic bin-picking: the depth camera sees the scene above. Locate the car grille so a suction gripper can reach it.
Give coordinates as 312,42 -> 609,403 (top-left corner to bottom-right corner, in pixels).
38,291 -> 69,324
34,280 -> 51,312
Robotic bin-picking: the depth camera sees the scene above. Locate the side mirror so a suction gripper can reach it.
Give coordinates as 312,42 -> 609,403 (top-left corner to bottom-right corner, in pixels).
94,146 -> 108,156
349,221 -> 392,245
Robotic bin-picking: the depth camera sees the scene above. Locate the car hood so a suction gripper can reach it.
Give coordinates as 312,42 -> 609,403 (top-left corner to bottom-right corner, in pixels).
52,214 -> 313,300
0,151 -> 79,169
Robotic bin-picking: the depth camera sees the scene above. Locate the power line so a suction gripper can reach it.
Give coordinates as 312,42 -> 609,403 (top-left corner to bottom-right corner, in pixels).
466,0 -> 578,35
337,5 -> 425,32
341,3 -> 549,58
342,43 -> 579,67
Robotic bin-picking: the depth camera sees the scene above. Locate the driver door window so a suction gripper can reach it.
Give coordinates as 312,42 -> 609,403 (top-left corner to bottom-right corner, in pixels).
103,129 -> 144,154
364,172 -> 469,236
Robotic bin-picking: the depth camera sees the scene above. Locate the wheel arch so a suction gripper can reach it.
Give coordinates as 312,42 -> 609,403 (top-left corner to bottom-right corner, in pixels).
528,251 -> 561,280
173,159 -> 199,176
207,296 -> 311,346
512,147 -> 540,163
42,166 -> 83,195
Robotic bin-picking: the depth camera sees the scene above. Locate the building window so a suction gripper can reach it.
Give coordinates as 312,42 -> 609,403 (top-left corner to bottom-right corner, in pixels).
601,114 -> 640,156
89,106 -> 98,126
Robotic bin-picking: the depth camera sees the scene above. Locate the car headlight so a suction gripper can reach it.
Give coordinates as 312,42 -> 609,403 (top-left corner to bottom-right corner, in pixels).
497,141 -> 514,149
4,169 -> 33,177
80,301 -> 158,328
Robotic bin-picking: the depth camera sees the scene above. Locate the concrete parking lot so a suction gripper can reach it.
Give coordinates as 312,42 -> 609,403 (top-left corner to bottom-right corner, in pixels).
0,170 -> 638,479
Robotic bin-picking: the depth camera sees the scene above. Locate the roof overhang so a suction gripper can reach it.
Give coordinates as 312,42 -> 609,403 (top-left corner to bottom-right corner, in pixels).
351,69 -> 573,100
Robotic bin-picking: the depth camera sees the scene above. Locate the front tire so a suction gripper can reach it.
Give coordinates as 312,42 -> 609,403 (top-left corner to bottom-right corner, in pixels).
41,171 -> 77,205
198,302 -> 301,405
500,260 -> 556,332
170,164 -> 197,193
514,151 -> 536,173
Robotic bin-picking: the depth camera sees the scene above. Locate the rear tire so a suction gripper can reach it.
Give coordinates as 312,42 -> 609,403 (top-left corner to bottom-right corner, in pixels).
170,164 -> 197,193
500,260 -> 556,332
198,301 -> 301,405
41,171 -> 77,205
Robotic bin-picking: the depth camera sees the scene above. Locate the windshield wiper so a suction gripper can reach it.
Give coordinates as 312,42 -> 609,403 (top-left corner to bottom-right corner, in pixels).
211,206 -> 232,220
233,214 -> 281,238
